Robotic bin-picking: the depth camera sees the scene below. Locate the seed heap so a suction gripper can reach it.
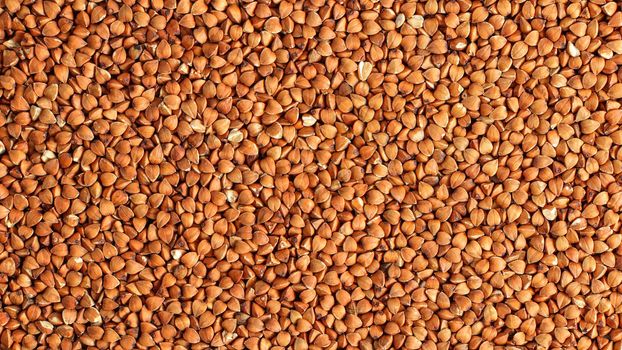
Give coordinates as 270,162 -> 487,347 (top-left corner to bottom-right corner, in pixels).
1,0 -> 622,349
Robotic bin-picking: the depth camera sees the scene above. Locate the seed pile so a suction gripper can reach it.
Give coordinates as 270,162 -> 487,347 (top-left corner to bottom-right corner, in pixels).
2,0 -> 622,349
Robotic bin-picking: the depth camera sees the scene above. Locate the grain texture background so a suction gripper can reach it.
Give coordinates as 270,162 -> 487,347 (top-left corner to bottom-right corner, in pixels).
0,0 -> 621,349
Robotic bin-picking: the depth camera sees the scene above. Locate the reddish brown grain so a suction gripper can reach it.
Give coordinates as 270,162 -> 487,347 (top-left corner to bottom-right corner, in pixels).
1,0 -> 622,350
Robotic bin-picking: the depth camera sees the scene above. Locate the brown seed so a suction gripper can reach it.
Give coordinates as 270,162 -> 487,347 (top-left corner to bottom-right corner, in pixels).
2,1 -> 622,350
